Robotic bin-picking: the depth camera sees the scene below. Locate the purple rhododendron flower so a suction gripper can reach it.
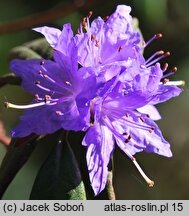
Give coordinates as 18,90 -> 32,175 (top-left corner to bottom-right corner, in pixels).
34,5 -> 141,82
6,4 -> 183,196
82,58 -> 182,195
8,38 -> 97,137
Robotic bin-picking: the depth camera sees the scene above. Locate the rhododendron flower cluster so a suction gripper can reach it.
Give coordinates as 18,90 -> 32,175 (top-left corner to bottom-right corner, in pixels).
6,5 -> 182,195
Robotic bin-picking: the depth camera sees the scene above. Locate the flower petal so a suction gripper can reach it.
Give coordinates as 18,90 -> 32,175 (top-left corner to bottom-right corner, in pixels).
137,105 -> 161,120
10,59 -> 66,97
33,26 -> 61,47
112,111 -> 172,157
150,84 -> 183,105
11,104 -> 62,137
82,123 -> 114,195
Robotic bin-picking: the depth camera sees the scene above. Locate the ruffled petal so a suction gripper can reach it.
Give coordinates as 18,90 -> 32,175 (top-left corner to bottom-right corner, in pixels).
10,59 -> 67,97
112,111 -> 172,157
11,104 -> 62,137
56,23 -> 74,55
82,123 -> 114,195
137,105 -> 161,120
33,26 -> 61,47
150,84 -> 183,105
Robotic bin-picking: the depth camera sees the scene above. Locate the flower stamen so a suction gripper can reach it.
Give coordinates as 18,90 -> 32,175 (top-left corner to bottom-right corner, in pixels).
132,157 -> 154,187
162,67 -> 177,79
4,101 -> 50,110
145,50 -> 164,64
144,33 -> 162,48
118,46 -> 123,52
162,80 -> 185,87
145,51 -> 170,67
103,16 -> 109,22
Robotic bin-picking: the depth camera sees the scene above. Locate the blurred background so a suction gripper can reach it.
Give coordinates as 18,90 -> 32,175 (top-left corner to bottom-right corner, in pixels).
0,0 -> 189,199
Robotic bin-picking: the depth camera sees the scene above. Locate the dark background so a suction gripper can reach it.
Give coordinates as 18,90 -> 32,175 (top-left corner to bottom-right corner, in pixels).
0,0 -> 189,199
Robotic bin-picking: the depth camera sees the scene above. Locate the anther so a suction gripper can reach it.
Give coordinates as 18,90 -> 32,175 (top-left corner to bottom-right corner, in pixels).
162,63 -> 169,72
55,111 -> 63,115
172,67 -> 177,73
164,51 -> 170,57
43,74 -> 48,78
151,126 -> 155,130
91,34 -> 95,41
38,70 -> 43,74
125,134 -> 132,143
34,94 -> 39,99
157,50 -> 164,55
40,60 -> 45,65
125,113 -> 129,118
65,81 -> 72,86
162,78 -> 169,84
146,114 -> 150,118
35,80 -> 40,85
95,40 -> 99,47
103,16 -> 109,22
128,134 -> 132,140
155,33 -> 163,39
44,95 -> 51,103
140,117 -> 145,122
118,46 -> 123,52
144,33 -> 163,48
87,11 -> 93,18
123,132 -> 129,135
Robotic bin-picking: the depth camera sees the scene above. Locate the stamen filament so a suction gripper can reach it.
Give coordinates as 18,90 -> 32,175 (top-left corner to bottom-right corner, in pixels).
4,101 -> 50,109
161,80 -> 185,87
146,52 -> 170,67
144,33 -> 162,48
145,50 -> 164,64
132,157 -> 154,187
162,72 -> 174,79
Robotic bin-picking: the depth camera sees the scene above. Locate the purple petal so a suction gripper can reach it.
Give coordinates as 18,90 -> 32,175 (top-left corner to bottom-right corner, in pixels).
11,104 -> 62,137
56,23 -> 74,55
150,84 -> 183,105
82,123 -> 114,195
112,111 -> 172,157
33,26 -> 61,47
137,105 -> 161,120
10,59 -> 66,97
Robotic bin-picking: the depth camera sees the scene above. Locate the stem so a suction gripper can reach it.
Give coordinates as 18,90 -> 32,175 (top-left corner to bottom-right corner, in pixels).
0,74 -> 21,88
0,0 -> 107,35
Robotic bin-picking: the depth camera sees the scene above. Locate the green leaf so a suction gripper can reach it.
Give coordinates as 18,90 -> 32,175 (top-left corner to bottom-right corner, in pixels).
30,130 -> 86,200
0,73 -> 21,88
0,134 -> 38,198
24,38 -> 53,60
8,38 -> 53,62
8,46 -> 42,61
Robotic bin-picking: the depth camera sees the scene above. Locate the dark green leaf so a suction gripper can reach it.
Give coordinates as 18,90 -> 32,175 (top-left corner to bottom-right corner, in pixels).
30,130 -> 86,200
0,134 -> 38,198
24,38 -> 53,60
8,46 -> 42,61
0,73 -> 21,88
